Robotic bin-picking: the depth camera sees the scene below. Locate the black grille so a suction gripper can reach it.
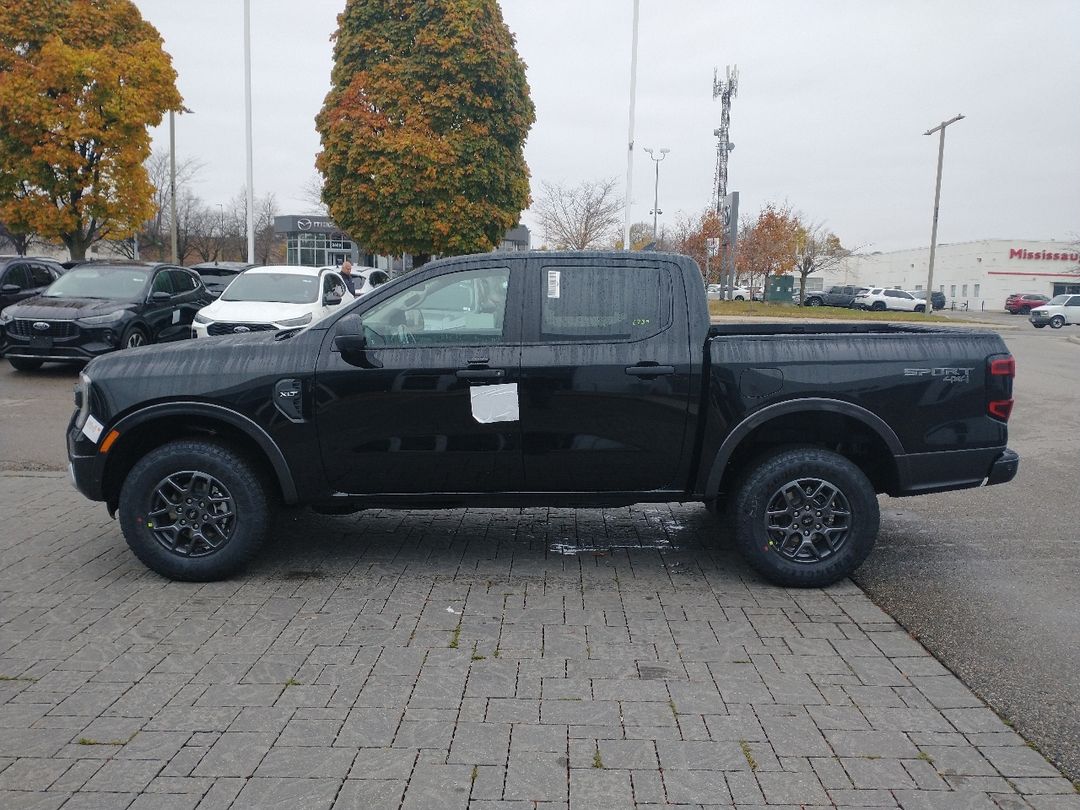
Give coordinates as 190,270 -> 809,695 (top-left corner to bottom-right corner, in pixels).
207,322 -> 277,336
8,319 -> 79,338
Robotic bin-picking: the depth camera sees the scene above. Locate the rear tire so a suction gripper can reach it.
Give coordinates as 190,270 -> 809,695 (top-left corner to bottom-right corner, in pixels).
730,448 -> 879,587
1019,307 -> 1031,315
119,439 -> 271,581
1050,315 -> 1065,329
8,357 -> 43,371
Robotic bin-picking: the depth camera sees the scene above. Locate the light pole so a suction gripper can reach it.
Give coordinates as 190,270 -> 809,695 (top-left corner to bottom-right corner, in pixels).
622,0 -> 640,251
169,106 -> 194,264
923,114 -> 964,314
216,203 -> 225,259
244,0 -> 255,263
643,147 -> 669,243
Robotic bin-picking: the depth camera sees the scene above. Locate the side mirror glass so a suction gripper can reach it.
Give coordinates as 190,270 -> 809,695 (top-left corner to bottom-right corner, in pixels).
150,290 -> 171,302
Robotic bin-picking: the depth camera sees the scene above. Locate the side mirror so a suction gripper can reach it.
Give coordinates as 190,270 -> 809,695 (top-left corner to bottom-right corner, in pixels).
150,290 -> 171,302
333,313 -> 365,352
1,284 -> 21,294
323,291 -> 342,306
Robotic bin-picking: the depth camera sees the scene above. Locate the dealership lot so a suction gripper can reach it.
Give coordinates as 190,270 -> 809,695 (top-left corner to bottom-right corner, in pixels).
0,321 -> 1078,808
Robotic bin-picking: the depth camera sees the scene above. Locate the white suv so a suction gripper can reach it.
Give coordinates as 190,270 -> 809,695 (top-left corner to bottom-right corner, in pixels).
192,265 -> 353,338
1029,294 -> 1080,329
853,287 -> 926,312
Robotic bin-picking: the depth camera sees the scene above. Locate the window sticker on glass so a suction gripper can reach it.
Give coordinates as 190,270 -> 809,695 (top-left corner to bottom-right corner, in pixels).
546,270 -> 560,298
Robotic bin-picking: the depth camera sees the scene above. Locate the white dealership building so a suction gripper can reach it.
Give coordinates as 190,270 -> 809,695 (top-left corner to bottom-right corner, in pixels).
815,239 -> 1080,311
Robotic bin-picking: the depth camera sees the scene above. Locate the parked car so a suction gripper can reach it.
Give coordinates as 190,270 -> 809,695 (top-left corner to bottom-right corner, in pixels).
319,265 -> 392,297
0,262 -> 210,370
1005,293 -> 1050,315
67,251 -> 1017,587
852,288 -> 926,312
706,283 -> 752,300
906,289 -> 947,311
802,285 -> 869,308
0,255 -> 67,312
190,261 -> 256,299
1028,294 -> 1080,329
192,265 -> 353,338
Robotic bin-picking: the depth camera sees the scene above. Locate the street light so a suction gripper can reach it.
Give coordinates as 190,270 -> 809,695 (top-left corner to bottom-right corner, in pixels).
169,105 -> 194,264
923,114 -> 964,314
643,147 -> 670,243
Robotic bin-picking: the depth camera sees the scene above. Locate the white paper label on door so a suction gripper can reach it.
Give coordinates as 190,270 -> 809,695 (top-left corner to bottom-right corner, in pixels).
470,383 -> 519,424
546,270 -> 560,298
172,309 -> 180,324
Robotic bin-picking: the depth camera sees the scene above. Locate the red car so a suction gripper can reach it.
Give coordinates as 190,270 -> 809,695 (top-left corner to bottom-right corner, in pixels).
1005,293 -> 1050,314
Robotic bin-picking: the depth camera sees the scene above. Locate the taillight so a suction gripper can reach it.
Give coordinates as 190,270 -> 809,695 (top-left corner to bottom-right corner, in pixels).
987,353 -> 1014,422
989,357 -> 1015,377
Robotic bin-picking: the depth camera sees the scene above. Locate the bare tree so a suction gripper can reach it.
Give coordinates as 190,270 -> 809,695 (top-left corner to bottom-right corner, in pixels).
533,178 -> 623,249
301,173 -> 329,216
254,193 -> 283,265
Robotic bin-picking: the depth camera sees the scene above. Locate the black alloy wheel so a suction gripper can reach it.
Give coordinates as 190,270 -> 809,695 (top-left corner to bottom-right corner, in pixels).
730,447 -> 879,587
119,439 -> 271,580
123,326 -> 148,349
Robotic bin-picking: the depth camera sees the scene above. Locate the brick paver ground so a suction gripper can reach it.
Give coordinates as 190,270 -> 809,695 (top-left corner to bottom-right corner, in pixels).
1,471 -> 1076,809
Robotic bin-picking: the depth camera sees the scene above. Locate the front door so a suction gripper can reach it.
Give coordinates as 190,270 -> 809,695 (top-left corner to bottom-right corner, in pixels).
518,256 -> 693,493
316,261 -> 523,494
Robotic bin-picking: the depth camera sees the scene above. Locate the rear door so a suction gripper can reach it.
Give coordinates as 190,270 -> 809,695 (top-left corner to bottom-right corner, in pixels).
315,258 -> 524,494
518,256 -> 693,493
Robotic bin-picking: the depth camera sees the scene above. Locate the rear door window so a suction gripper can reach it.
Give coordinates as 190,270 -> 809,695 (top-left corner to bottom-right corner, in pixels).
535,264 -> 669,342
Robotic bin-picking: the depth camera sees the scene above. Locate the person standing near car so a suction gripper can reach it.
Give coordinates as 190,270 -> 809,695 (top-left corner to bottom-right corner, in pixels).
339,260 -> 357,296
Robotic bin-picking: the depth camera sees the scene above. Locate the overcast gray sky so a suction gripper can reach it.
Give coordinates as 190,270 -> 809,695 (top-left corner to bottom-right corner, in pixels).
139,0 -> 1080,252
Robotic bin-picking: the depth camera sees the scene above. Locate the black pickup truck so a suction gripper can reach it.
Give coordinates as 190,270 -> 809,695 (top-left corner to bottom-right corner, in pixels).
67,251 -> 1018,586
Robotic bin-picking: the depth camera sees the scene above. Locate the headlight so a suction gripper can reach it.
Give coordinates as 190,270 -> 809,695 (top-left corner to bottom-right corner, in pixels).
276,313 -> 312,328
0,307 -> 13,324
77,309 -> 126,326
194,312 -> 211,324
73,371 -> 92,430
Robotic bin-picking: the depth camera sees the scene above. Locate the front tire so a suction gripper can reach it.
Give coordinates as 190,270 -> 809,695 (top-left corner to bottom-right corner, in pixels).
871,301 -> 886,311
730,448 -> 879,587
119,439 -> 271,581
1050,315 -> 1065,329
805,297 -> 822,307
914,304 -> 926,313
8,357 -> 44,371
121,325 -> 149,349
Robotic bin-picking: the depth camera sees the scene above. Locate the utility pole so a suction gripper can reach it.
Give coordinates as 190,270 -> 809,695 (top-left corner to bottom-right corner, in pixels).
923,114 -> 964,314
169,109 -> 177,264
244,0 -> 255,263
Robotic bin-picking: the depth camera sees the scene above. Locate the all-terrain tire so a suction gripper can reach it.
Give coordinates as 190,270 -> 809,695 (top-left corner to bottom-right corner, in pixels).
118,439 -> 271,581
730,447 -> 879,587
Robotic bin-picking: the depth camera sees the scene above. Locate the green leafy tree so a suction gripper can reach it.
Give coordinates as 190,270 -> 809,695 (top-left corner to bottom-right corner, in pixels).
0,0 -> 181,260
316,0 -> 535,266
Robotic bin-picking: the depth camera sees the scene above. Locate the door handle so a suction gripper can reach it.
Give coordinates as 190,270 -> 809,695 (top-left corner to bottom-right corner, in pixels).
456,368 -> 505,380
625,364 -> 675,377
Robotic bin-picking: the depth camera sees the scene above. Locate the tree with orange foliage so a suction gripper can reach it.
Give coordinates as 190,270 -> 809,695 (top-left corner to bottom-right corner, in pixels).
316,0 -> 534,267
735,204 -> 800,293
671,208 -> 724,281
0,0 -> 181,259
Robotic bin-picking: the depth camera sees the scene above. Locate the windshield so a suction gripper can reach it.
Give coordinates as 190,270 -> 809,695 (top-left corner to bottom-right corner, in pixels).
197,270 -> 244,286
1046,295 -> 1070,305
221,273 -> 319,304
43,267 -> 149,300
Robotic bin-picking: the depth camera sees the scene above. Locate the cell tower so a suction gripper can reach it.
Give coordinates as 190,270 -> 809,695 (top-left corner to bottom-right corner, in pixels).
712,65 -> 738,214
